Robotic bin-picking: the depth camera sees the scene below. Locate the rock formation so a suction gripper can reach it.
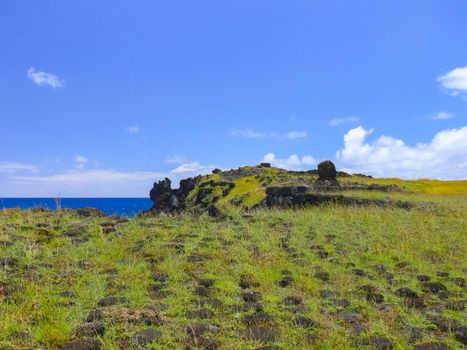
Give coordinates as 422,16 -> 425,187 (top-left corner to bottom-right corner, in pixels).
314,160 -> 340,191
149,177 -> 198,213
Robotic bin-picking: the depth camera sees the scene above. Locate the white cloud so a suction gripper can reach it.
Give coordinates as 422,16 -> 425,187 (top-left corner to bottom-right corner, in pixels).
165,154 -> 187,164
170,161 -> 215,174
7,169 -> 166,197
0,162 -> 37,174
262,153 -> 316,170
127,126 -> 139,134
336,126 -> 467,179
231,129 -> 308,140
27,67 -> 64,88
432,111 -> 455,121
283,131 -> 308,140
329,116 -> 359,126
438,65 -> 467,97
74,155 -> 88,169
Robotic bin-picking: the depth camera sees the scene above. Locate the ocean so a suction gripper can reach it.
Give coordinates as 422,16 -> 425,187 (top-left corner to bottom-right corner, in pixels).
0,198 -> 153,217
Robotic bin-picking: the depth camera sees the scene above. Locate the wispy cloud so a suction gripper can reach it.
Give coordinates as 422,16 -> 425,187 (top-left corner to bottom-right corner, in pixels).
283,131 -> 308,140
438,65 -> 467,98
27,67 -> 64,88
231,129 -> 308,140
431,111 -> 455,121
127,126 -> 139,134
165,154 -> 187,164
170,161 -> 216,174
74,155 -> 88,169
0,162 -> 37,174
262,153 -> 315,170
336,126 -> 467,179
329,116 -> 359,126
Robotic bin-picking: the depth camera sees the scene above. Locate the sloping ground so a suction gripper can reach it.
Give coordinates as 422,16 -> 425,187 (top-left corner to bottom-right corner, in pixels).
153,165 -> 467,213
0,199 -> 466,349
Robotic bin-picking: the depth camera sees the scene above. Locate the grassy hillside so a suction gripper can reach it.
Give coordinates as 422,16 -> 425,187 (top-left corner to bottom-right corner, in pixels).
1,172 -> 466,349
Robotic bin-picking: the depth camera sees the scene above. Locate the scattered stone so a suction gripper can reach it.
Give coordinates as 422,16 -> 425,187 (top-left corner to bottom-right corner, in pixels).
367,292 -> 385,304
436,271 -> 449,278
395,261 -> 411,269
319,289 -> 338,299
97,296 -> 128,307
373,264 -> 388,273
0,257 -> 19,268
198,278 -> 214,288
429,316 -> 460,332
352,269 -> 366,276
152,272 -> 168,283
395,287 -> 419,299
187,308 -> 214,320
243,291 -> 262,303
413,343 -> 450,350
133,328 -> 162,345
378,304 -> 393,312
186,322 -> 220,337
86,309 -> 103,322
195,286 -> 210,297
333,299 -> 351,308
60,339 -> 101,350
454,326 -> 467,345
277,276 -> 294,287
450,277 -> 465,287
444,300 -> 465,311
244,326 -> 279,342
422,282 -> 447,294
406,297 -> 426,309
416,275 -> 431,282
283,296 -> 302,305
359,336 -> 393,349
75,321 -> 106,337
255,346 -> 285,350
292,316 -> 316,329
242,312 -> 275,326
336,311 -> 359,323
239,276 -> 259,289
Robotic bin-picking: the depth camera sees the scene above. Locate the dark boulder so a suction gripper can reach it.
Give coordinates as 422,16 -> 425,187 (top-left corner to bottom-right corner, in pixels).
317,160 -> 337,180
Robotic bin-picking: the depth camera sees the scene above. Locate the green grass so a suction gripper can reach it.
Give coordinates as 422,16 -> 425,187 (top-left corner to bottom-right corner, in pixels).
1,184 -> 466,349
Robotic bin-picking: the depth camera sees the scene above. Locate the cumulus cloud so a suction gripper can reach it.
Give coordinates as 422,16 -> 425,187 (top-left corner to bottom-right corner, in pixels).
231,129 -> 308,140
74,155 -> 88,169
438,65 -> 467,98
27,67 -> 64,88
336,126 -> 467,179
329,116 -> 359,126
127,126 -> 139,134
0,162 -> 37,173
262,153 -> 315,170
431,111 -> 455,121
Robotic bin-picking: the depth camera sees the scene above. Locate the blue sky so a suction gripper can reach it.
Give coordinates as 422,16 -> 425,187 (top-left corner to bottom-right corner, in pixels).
1,1 -> 467,196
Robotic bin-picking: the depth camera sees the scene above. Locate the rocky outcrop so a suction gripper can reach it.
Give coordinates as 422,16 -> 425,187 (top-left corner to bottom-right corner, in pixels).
265,186 -> 412,209
149,177 -> 198,213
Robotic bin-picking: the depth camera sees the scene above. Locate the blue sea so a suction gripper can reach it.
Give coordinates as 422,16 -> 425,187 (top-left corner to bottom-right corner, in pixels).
0,198 -> 153,217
